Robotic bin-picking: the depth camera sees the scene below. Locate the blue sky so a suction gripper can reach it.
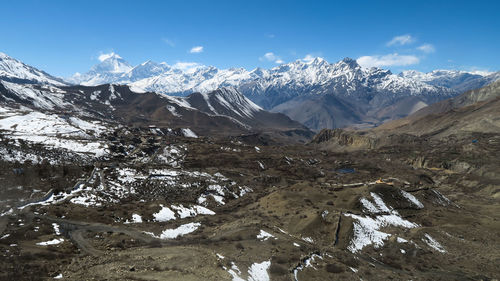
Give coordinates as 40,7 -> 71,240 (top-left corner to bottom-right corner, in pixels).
1,0 -> 499,77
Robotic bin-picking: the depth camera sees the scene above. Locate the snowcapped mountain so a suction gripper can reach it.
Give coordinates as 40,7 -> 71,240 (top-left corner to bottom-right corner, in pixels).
68,53 -> 134,86
70,54 -> 457,107
130,66 -> 260,96
399,69 -> 500,93
240,57 -> 455,110
68,54 -> 261,94
256,58 -> 460,129
66,54 -> 469,130
123,60 -> 171,81
0,52 -> 67,86
400,70 -> 483,87
62,54 -> 498,109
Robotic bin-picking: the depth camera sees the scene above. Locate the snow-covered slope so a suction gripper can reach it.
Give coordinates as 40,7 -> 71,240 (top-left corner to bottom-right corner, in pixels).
0,81 -> 71,110
0,52 -> 67,86
186,87 -> 262,119
0,104 -> 110,163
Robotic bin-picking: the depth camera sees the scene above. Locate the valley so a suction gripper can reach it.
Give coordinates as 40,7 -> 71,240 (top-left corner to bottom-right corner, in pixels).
1,123 -> 499,280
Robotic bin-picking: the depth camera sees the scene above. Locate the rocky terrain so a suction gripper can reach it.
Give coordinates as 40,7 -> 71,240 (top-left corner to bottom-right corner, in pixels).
1,119 -> 499,280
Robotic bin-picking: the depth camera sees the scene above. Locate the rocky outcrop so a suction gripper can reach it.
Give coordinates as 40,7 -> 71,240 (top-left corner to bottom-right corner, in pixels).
311,129 -> 377,149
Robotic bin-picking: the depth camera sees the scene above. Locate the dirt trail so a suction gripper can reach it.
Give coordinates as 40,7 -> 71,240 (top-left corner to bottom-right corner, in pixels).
37,215 -> 159,255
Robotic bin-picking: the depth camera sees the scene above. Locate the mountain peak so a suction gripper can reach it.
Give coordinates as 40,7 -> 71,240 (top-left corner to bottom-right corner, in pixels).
307,57 -> 328,65
0,52 -> 67,86
340,57 -> 359,68
98,52 -> 123,62
90,54 -> 133,74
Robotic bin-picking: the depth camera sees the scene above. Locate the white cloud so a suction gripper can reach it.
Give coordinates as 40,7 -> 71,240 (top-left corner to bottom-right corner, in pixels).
259,52 -> 283,64
190,46 -> 204,53
417,44 -> 435,53
266,33 -> 276,38
172,61 -> 203,73
387,34 -> 415,46
162,38 -> 175,47
357,53 -> 420,68
261,52 -> 278,61
302,54 -> 315,62
98,52 -> 121,62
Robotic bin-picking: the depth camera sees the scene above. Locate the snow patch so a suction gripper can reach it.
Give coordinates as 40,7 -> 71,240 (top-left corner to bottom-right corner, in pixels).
145,222 -> 201,239
182,128 -> 198,138
256,230 -> 275,241
171,204 -> 215,218
400,190 -> 424,208
422,233 -> 446,253
227,261 -> 271,281
124,214 -> 143,224
302,237 -> 314,243
397,237 -> 408,243
37,238 -> 64,246
345,214 -> 418,253
153,204 -> 176,222
52,223 -> 61,235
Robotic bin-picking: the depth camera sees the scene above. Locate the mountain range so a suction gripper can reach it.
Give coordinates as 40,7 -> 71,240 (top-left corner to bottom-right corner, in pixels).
374,79 -> 500,138
1,52 -> 499,131
66,53 -> 499,130
0,52 -> 312,143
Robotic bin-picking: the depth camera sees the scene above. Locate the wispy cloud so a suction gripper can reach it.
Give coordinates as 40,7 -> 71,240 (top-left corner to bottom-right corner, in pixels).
357,53 -> 420,68
259,52 -> 283,64
266,33 -> 276,38
189,46 -> 204,53
162,38 -> 175,47
387,34 -> 415,46
98,52 -> 121,62
417,43 -> 435,53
